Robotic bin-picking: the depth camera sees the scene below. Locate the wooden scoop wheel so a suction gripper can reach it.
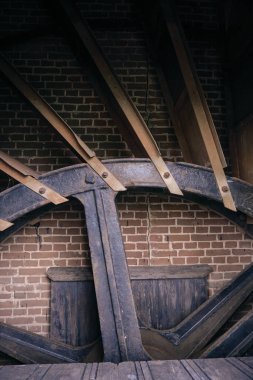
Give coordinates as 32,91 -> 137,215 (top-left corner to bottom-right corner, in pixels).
1,159 -> 253,363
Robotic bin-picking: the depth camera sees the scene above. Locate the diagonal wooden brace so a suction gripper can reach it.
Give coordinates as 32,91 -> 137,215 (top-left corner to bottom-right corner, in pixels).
0,55 -> 125,193
56,0 -> 183,196
159,0 -> 236,211
75,189 -> 148,363
0,219 -> 13,231
0,151 -> 67,205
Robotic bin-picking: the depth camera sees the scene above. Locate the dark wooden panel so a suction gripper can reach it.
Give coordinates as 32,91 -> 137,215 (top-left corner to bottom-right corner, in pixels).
50,279 -> 100,346
48,265 -> 211,337
132,277 -> 208,330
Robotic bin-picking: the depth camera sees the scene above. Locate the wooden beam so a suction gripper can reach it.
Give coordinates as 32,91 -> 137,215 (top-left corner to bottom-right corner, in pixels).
158,0 -> 236,211
0,151 -> 67,205
0,219 -> 13,232
55,0 -> 183,196
0,55 -> 125,193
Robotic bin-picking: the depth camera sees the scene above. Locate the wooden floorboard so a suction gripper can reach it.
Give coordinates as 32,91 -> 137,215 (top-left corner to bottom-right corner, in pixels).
0,358 -> 252,379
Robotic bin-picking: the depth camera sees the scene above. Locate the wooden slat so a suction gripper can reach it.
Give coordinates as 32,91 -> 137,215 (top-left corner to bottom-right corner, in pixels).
0,219 -> 13,231
0,55 -> 125,193
40,363 -> 85,380
0,359 -> 253,379
0,154 -> 67,205
227,358 -> 253,380
148,360 -> 193,380
26,365 -> 52,380
0,364 -> 39,380
47,265 -> 212,282
56,0 -> 183,196
181,359 -> 209,380
195,358 -> 252,380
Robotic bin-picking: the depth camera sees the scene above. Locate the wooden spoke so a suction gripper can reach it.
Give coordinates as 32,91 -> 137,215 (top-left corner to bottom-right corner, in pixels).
0,151 -> 67,205
0,55 -> 125,193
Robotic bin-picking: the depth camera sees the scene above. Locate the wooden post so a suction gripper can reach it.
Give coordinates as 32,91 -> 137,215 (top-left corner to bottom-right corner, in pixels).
74,189 -> 148,363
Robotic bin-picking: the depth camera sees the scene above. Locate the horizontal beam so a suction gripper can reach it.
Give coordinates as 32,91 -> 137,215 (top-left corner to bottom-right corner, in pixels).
0,55 -> 125,193
55,0 -> 183,196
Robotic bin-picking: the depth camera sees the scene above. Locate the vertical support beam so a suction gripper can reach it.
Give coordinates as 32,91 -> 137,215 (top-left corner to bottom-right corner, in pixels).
75,189 -> 147,363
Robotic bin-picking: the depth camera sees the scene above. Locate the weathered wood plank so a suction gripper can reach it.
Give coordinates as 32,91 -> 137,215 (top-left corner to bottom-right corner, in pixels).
40,363 -> 85,380
239,357 -> 253,369
0,359 -> 253,379
50,279 -> 101,347
27,364 -> 52,380
227,357 -> 253,379
195,358 -> 252,380
132,277 -> 208,330
0,364 -> 39,380
96,362 -> 118,380
75,189 -> 147,363
148,360 -> 193,380
118,361 -> 138,379
181,359 -> 209,380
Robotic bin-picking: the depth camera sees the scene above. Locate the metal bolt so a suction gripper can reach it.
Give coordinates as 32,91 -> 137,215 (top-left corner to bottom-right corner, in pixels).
85,173 -> 95,184
163,172 -> 170,179
221,186 -> 229,192
39,187 -> 46,194
102,172 -> 108,178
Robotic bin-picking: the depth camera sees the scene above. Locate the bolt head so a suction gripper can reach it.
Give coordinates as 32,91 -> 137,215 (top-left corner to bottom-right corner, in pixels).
222,186 -> 229,192
85,173 -> 95,184
102,172 -> 108,178
163,172 -> 170,179
39,187 -> 46,194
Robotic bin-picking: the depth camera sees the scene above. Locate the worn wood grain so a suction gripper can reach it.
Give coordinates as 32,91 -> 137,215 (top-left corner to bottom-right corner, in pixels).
50,279 -> 100,346
0,358 -> 252,379
195,358 -> 252,380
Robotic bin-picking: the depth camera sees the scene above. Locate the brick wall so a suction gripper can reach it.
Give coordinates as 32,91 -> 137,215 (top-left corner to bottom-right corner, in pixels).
0,0 -> 252,336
